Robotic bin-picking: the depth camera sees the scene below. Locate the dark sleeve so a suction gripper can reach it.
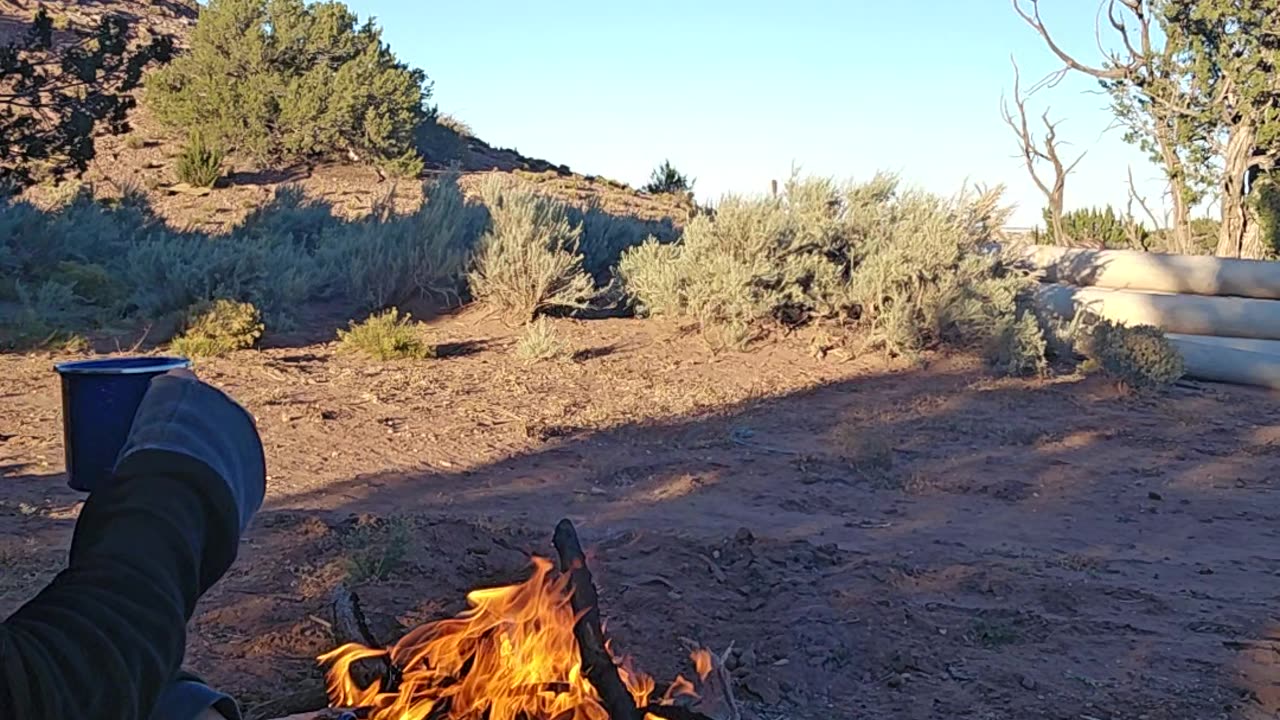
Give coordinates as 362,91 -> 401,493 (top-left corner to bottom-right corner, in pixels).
0,376 -> 265,720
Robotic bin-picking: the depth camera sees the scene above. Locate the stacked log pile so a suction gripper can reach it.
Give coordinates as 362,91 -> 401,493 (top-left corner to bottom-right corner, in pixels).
1018,246 -> 1280,390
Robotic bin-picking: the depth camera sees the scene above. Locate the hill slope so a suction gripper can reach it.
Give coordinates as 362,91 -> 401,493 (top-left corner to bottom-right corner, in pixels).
4,0 -> 692,230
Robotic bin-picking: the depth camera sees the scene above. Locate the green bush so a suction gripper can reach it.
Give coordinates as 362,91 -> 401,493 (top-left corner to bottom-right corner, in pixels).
643,160 -> 695,196
146,0 -> 429,173
1082,318 -> 1183,390
467,176 -> 595,322
337,308 -> 434,360
620,172 -> 1040,362
175,132 -> 225,188
514,317 -> 568,361
1040,206 -> 1145,249
169,299 -> 264,358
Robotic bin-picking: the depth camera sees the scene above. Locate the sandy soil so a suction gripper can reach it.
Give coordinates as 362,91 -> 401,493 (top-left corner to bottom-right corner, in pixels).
4,311 -> 1280,720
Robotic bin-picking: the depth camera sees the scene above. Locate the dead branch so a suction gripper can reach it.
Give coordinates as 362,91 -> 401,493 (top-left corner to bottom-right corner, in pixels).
329,586 -> 396,693
553,519 -> 643,720
678,639 -> 742,720
1013,0 -> 1137,80
1125,166 -> 1165,250
1001,57 -> 1086,246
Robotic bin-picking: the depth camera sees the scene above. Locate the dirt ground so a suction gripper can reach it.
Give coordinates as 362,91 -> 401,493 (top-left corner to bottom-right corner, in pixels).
4,310 -> 1280,720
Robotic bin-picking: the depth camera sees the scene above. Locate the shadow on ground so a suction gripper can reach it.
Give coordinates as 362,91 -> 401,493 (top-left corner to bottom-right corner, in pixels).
5,363 -> 1280,720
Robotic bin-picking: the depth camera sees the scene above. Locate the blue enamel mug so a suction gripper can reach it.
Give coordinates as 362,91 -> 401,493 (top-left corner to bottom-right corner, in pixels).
55,356 -> 191,492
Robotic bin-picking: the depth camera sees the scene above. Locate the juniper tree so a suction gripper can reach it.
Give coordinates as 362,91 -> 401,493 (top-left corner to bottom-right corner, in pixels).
146,0 -> 430,176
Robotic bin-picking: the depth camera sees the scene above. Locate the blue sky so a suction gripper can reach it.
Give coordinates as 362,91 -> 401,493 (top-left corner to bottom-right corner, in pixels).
352,0 -> 1168,226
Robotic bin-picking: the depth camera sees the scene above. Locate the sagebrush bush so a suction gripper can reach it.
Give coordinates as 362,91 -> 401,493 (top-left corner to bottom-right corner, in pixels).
570,201 -> 676,284
514,317 -> 568,361
619,172 -> 1042,364
170,299 -> 264,358
337,308 -> 434,360
467,176 -> 595,321
0,177 -> 484,346
321,172 -> 485,310
175,132 -> 224,188
1082,318 -> 1183,390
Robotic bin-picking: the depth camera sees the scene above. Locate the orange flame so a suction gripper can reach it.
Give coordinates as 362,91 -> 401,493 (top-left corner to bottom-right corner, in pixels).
319,557 -> 704,720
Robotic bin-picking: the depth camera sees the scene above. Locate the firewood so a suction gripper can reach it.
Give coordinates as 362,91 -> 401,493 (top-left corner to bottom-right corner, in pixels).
678,638 -> 742,720
552,519 -> 643,720
261,710 -> 358,720
329,585 -> 395,692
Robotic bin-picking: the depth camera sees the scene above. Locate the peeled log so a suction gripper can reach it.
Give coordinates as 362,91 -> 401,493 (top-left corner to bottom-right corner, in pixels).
1017,245 -> 1280,299
1035,284 -> 1280,340
1166,336 -> 1280,390
1165,334 -> 1280,355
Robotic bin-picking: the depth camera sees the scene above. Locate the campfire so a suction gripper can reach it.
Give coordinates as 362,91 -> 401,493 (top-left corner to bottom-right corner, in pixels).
315,520 -> 738,720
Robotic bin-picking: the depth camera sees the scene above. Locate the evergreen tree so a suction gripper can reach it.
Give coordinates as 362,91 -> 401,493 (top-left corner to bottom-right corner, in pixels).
146,0 -> 429,175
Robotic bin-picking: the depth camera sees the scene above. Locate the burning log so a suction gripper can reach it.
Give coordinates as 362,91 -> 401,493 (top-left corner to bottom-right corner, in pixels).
552,519 -> 718,720
552,519 -> 644,720
330,585 -> 395,693
315,519 -> 724,720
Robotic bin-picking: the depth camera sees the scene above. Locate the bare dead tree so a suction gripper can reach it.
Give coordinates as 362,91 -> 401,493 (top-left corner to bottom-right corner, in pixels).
1001,58 -> 1085,246
1124,166 -> 1161,251
1012,0 -> 1198,255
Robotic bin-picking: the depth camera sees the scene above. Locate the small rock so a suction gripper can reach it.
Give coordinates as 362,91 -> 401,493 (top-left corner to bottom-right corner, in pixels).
1148,491 -> 1163,501
735,527 -> 756,544
1020,675 -> 1037,691
740,647 -> 757,668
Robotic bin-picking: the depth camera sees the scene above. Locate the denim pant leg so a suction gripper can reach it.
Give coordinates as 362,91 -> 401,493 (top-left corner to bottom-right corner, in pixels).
149,672 -> 241,720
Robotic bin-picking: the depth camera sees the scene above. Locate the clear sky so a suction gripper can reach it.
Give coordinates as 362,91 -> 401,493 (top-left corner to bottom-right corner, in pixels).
351,0 -> 1170,226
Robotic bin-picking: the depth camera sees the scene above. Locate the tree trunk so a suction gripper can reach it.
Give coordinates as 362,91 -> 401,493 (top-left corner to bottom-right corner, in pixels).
1152,113 -> 1194,254
1168,179 -> 1194,255
1216,123 -> 1259,258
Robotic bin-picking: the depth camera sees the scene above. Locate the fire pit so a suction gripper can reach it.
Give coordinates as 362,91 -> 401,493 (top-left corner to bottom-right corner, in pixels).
310,520 -> 738,720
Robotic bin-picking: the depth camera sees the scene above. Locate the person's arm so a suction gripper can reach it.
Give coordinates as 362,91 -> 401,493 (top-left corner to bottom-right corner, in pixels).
0,374 -> 265,720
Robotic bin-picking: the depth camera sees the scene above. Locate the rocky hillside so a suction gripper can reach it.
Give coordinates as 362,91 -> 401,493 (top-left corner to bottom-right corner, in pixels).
4,0 -> 692,230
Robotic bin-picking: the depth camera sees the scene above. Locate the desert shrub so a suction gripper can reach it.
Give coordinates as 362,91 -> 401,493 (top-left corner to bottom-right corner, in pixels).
169,299 -> 264,358
175,132 -> 224,188
337,308 -> 433,360
514,317 -> 568,361
146,0 -> 429,174
321,173 -> 485,310
621,172 -> 1043,362
123,229 -> 319,328
0,282 -> 87,350
342,516 -> 412,583
467,176 -> 595,321
1040,206 -> 1145,249
570,202 -> 677,284
1081,318 -> 1183,390
238,185 -> 341,252
644,160 -> 694,196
